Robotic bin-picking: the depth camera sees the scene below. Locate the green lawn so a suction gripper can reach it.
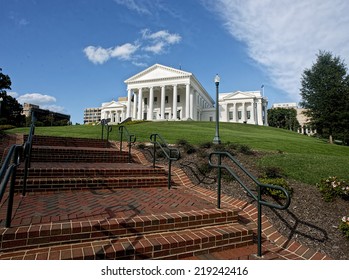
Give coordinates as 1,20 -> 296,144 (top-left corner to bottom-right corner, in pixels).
7,121 -> 349,185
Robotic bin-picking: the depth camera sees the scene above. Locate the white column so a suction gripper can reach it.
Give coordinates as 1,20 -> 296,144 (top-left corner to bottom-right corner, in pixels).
264,100 -> 268,126
148,87 -> 154,120
160,86 -> 165,120
185,84 -> 190,119
137,88 -> 143,120
116,111 -> 120,123
257,99 -> 263,125
242,102 -> 246,123
189,89 -> 194,119
132,92 -> 137,120
251,99 -> 256,125
234,103 -> 238,122
127,89 -> 132,118
172,84 -> 177,120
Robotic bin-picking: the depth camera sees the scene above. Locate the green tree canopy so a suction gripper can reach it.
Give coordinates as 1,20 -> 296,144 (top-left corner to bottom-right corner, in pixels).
0,68 -> 25,126
267,108 -> 300,131
300,51 -> 349,144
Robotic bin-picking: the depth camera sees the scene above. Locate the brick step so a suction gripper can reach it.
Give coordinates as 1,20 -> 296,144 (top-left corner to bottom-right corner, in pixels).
0,209 -> 239,254
0,222 -> 253,260
16,164 -> 167,179
25,135 -> 112,148
30,146 -> 129,163
14,176 -> 170,192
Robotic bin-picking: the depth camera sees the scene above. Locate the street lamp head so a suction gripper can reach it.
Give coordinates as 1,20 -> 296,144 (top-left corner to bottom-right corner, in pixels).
0,97 -> 3,102
214,74 -> 220,85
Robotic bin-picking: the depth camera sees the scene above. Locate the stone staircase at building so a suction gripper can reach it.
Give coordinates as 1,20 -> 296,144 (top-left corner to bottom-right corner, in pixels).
0,135 -> 255,260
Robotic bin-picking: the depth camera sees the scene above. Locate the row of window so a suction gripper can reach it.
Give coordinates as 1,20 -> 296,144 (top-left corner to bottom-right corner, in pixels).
228,111 -> 252,120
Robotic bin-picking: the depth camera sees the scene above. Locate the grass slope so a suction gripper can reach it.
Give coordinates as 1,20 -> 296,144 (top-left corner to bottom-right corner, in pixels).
7,121 -> 349,185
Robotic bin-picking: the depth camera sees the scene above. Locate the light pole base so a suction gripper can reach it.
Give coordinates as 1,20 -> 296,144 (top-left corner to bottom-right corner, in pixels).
213,136 -> 221,144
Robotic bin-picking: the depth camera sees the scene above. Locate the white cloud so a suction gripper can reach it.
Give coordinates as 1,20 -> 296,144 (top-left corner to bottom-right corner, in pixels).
210,0 -> 349,100
7,92 -> 18,98
84,29 -> 181,65
141,29 -> 182,54
110,43 -> 140,60
11,92 -> 65,113
83,46 -> 111,65
18,93 -> 56,105
114,0 -> 152,15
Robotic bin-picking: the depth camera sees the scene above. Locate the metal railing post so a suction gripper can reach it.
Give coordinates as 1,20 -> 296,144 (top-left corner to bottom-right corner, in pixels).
217,153 -> 222,209
119,126 -> 124,152
257,184 -> 263,257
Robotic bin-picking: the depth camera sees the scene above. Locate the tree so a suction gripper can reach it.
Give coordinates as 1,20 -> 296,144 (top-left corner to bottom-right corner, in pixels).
300,51 -> 349,144
0,68 -> 25,126
268,108 -> 300,131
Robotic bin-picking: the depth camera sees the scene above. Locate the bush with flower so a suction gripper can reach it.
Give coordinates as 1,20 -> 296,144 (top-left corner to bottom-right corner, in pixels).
339,216 -> 349,239
317,176 -> 349,202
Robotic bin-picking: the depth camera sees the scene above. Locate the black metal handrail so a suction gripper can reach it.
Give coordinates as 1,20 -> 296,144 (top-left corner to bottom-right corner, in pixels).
0,145 -> 23,228
22,123 -> 35,196
101,118 -> 112,144
150,133 -> 180,189
209,151 -> 291,257
118,125 -> 136,163
0,123 -> 35,227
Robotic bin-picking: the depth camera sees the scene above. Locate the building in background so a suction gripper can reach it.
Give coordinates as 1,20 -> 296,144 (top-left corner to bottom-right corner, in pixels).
84,107 -> 101,124
23,103 -> 70,126
87,64 -> 268,126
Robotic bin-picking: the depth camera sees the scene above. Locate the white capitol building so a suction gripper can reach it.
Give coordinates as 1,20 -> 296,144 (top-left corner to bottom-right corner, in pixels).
85,64 -> 268,125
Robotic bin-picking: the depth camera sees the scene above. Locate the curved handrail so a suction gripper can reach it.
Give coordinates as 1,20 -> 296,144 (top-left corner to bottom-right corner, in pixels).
0,123 -> 35,227
0,144 -> 23,227
209,151 -> 291,210
118,126 -> 136,163
208,151 -> 291,257
150,133 -> 180,189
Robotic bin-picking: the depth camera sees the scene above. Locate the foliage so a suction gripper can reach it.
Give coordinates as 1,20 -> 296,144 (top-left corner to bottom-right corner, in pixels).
259,177 -> 293,199
339,217 -> 349,239
317,176 -> 349,202
0,124 -> 16,131
268,108 -> 300,131
262,166 -> 284,179
0,69 -> 25,126
300,51 -> 349,144
176,139 -> 196,154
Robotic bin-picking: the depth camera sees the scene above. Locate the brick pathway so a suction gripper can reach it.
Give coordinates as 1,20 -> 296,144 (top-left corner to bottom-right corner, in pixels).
0,138 -> 331,260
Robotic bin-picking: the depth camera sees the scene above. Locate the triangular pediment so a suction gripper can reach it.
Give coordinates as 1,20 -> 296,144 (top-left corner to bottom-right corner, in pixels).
221,91 -> 261,100
102,100 -> 126,109
125,64 -> 192,84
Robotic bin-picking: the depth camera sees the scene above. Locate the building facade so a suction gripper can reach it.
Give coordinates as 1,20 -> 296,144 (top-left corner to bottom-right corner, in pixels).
90,64 -> 268,126
84,107 -> 101,124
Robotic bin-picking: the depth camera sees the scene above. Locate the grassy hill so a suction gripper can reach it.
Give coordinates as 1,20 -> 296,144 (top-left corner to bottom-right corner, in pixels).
7,121 -> 349,185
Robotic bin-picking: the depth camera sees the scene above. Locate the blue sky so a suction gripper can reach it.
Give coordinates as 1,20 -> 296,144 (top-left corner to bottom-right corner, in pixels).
2,0 -> 349,124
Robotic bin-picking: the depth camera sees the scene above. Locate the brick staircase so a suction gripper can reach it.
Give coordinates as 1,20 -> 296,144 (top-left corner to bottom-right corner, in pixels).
0,135 -> 263,259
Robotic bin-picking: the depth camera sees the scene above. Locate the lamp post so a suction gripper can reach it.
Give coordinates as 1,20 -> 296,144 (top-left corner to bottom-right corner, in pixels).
213,74 -> 221,144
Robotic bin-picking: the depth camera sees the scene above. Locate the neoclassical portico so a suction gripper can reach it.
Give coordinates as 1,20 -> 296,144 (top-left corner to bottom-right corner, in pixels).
124,64 -> 215,121
218,91 -> 268,125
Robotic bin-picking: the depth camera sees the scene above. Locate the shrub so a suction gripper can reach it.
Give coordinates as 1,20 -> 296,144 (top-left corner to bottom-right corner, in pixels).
137,143 -> 146,149
238,144 -> 254,155
199,141 -> 213,149
0,125 -> 16,131
176,139 -> 188,146
339,216 -> 349,239
259,177 -> 293,199
262,166 -> 284,179
317,176 -> 349,202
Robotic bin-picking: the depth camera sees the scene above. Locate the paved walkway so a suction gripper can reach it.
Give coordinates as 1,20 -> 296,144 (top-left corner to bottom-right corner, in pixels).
0,143 -> 331,260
